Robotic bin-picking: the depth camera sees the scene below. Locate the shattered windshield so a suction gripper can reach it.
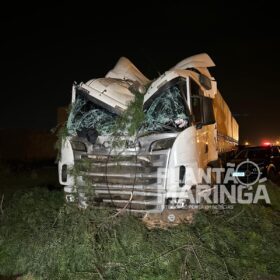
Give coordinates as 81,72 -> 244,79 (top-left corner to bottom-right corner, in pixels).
67,78 -> 190,138
67,91 -> 116,136
142,78 -> 190,132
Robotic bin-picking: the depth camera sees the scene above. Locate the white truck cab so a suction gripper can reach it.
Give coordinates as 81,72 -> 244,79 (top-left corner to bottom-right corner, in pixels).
58,54 -> 238,212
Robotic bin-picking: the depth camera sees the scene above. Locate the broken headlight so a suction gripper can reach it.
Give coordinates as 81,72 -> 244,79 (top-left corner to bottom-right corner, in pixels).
71,141 -> 87,152
150,138 -> 176,152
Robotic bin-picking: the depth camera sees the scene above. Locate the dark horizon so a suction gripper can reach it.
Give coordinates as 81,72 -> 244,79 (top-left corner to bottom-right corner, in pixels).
1,2 -> 279,145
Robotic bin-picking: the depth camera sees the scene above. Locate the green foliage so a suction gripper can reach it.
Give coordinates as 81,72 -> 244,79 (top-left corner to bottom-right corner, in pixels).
68,157 -> 93,196
67,91 -> 145,191
1,183 -> 280,279
54,124 -> 68,150
114,91 -> 145,137
55,91 -> 144,161
54,105 -> 71,161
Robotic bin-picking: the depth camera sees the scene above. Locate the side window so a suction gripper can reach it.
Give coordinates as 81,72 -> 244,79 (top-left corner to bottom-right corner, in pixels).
191,97 -> 202,123
190,79 -> 203,123
190,78 -> 203,96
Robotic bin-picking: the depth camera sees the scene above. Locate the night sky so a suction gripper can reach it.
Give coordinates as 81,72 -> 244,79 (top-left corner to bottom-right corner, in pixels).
1,2 -> 279,145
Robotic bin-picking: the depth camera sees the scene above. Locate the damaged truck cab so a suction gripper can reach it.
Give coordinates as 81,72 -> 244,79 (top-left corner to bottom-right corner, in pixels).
58,54 -> 238,212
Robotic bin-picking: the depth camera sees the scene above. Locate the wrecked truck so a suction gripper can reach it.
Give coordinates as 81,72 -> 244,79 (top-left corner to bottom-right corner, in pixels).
58,53 -> 239,214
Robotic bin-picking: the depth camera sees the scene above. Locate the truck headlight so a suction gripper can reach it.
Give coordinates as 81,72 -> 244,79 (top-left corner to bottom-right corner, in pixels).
71,141 -> 87,152
150,138 -> 176,152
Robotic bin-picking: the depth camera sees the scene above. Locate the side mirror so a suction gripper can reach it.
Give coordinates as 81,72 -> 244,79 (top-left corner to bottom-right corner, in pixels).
199,74 -> 212,90
202,96 -> 215,125
199,75 -> 217,98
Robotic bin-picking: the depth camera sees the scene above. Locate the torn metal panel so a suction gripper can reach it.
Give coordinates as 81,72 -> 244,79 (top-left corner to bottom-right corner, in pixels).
171,53 -> 217,98
105,56 -> 150,85
67,75 -> 146,137
172,53 -> 215,72
80,78 -> 136,115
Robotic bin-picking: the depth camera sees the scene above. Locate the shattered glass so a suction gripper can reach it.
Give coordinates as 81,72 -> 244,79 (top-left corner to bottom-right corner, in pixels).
67,79 -> 190,138
67,93 -> 116,136
141,83 -> 189,132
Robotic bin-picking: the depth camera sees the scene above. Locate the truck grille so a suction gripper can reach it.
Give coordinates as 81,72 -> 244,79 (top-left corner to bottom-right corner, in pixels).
75,151 -> 169,212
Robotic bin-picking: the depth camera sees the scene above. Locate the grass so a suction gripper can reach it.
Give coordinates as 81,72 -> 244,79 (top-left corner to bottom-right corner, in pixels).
0,166 -> 280,279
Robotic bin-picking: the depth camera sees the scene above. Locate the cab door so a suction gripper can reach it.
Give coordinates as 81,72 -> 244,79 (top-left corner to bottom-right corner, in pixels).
189,78 -> 209,170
